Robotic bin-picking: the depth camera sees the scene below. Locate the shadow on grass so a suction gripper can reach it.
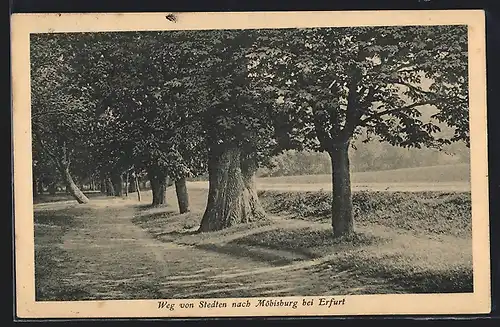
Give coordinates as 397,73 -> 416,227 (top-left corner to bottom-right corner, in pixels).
192,228 -> 386,267
33,191 -> 104,205
131,210 -> 202,242
230,227 -> 385,258
34,209 -> 84,300
33,207 -> 94,229
329,254 -> 473,294
195,243 -> 298,266
133,203 -> 170,212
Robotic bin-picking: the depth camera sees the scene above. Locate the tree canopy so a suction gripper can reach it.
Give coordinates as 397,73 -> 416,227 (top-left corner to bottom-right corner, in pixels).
30,25 -> 469,236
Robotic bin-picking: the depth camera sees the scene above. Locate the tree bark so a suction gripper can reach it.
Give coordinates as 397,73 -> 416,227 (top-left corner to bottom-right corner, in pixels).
175,177 -> 190,214
62,167 -> 89,204
100,178 -> 107,194
199,145 -> 266,232
148,167 -> 167,206
125,172 -> 129,197
328,141 -> 354,238
111,173 -> 124,197
106,178 -> 115,196
135,175 -> 141,202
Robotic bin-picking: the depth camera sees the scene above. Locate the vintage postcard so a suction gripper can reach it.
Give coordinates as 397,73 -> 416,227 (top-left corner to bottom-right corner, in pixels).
11,10 -> 490,318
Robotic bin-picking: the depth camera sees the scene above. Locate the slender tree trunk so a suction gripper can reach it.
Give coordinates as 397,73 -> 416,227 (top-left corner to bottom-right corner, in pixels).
158,177 -> 168,205
125,172 -> 129,197
328,141 -> 354,238
135,175 -> 141,202
100,178 -> 106,194
199,145 -> 266,232
106,178 -> 115,196
61,167 -> 89,204
150,175 -> 158,203
175,177 -> 190,214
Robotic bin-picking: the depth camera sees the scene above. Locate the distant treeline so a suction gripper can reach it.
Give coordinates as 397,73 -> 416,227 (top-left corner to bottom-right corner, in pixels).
257,140 -> 470,177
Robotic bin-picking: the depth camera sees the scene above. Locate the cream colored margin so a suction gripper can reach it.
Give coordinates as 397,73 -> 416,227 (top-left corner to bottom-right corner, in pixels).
11,10 -> 490,318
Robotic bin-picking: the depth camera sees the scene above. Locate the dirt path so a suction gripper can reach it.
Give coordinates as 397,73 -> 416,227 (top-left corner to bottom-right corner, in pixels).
36,197 -> 405,301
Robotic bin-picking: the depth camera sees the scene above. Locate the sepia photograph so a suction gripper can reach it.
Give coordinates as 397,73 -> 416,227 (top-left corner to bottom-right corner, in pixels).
11,10 -> 490,318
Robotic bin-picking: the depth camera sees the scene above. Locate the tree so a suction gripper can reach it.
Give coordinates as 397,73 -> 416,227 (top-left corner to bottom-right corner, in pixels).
30,34 -> 97,204
69,31 -> 209,209
251,25 -> 469,237
175,30 -> 281,232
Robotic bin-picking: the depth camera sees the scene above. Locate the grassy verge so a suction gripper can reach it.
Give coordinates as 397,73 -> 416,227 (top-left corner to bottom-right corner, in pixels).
258,190 -> 472,238
257,190 -> 473,293
131,189 -> 472,293
34,207 -> 96,300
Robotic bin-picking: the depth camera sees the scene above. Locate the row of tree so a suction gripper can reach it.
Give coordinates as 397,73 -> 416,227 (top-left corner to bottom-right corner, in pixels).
31,26 -> 469,237
257,140 -> 469,177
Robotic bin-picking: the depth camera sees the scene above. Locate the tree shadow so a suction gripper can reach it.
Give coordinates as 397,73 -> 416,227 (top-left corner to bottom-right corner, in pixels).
194,227 -> 385,266
34,206 -> 94,229
131,210 -> 202,242
195,243 -> 301,266
156,230 -> 200,237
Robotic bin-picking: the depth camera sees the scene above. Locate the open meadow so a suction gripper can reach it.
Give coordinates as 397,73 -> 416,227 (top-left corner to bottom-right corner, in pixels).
33,165 -> 472,301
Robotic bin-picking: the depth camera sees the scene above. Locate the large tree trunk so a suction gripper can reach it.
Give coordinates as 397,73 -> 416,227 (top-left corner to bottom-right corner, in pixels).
175,177 -> 190,214
148,167 -> 167,206
61,167 -> 89,204
328,142 -> 354,238
111,173 -> 124,197
199,145 -> 266,232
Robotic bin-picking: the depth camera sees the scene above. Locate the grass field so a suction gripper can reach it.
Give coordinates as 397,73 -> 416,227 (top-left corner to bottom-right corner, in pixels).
33,172 -> 473,300
256,163 -> 471,185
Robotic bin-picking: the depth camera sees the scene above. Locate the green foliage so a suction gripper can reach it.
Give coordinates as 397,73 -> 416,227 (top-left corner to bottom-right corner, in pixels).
31,34 -> 97,180
31,25 -> 470,192
250,25 -> 469,151
258,139 -> 469,176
